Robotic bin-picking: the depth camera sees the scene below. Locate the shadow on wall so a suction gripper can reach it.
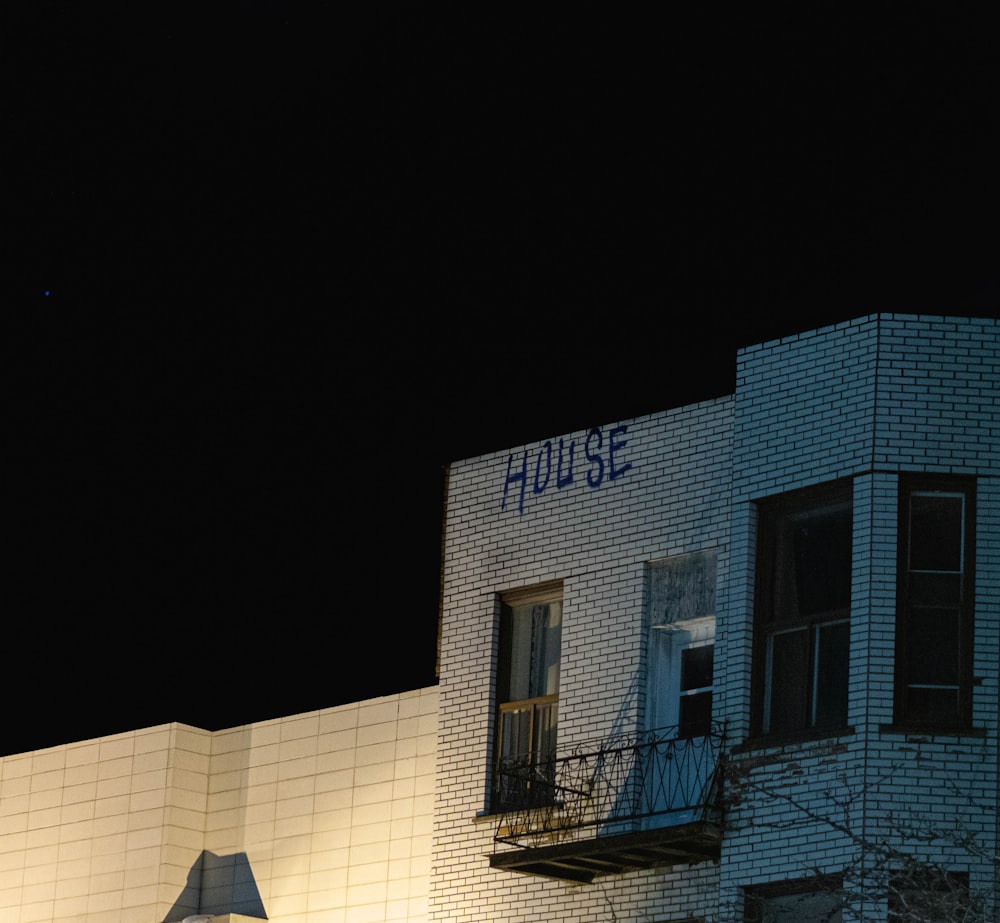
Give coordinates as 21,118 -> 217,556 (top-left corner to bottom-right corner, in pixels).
163,850 -> 268,922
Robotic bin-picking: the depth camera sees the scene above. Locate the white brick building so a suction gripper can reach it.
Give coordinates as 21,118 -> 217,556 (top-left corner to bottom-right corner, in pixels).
434,312 -> 999,922
1,313 -> 996,922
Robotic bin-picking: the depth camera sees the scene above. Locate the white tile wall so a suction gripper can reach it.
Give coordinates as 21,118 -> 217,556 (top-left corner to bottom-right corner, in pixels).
0,686 -> 437,923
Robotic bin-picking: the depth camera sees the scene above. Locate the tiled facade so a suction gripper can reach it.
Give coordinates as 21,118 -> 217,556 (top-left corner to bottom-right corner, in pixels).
1,313 -> 996,922
0,688 -> 437,923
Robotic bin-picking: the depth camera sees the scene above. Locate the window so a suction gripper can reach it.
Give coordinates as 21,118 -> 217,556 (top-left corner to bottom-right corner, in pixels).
888,870 -> 971,921
494,581 -> 562,809
647,550 -> 717,738
754,483 -> 852,737
679,642 -> 714,737
895,477 -> 976,727
645,553 -> 717,827
744,876 -> 843,922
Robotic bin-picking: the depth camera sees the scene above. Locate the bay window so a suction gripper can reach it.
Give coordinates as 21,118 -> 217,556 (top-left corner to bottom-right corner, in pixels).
894,476 -> 976,727
753,482 -> 852,737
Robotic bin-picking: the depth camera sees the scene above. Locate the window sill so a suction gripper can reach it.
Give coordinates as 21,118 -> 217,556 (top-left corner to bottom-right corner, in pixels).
477,799 -> 564,822
733,726 -> 854,755
879,724 -> 985,739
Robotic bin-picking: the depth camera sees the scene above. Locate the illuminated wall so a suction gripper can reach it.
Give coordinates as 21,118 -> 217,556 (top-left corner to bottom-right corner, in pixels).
0,687 -> 437,923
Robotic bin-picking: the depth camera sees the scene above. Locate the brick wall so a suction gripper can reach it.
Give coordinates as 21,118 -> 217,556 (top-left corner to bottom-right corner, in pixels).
722,318 -> 882,914
434,399 -> 733,921
721,314 -> 1000,920
434,313 -> 998,921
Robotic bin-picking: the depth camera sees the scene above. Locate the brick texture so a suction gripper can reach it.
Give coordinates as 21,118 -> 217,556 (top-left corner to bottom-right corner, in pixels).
434,314 -> 999,922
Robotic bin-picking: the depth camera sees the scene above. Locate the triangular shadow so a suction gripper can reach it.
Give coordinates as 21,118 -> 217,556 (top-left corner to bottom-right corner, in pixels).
162,850 -> 268,922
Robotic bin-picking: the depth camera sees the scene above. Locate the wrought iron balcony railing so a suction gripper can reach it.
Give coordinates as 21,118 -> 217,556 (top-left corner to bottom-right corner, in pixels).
493,723 -> 724,852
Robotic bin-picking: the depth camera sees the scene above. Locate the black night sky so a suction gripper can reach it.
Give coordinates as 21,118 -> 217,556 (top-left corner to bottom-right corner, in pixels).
7,6 -> 1000,756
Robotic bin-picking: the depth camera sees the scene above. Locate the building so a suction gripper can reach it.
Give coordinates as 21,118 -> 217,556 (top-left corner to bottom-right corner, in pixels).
1,313 -> 997,921
0,691 -> 439,923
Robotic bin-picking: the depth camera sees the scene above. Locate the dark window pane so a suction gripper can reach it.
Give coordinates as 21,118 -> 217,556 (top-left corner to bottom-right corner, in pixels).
768,629 -> 808,733
896,481 -> 974,729
681,645 -> 714,692
768,894 -> 842,923
814,622 -> 849,727
748,889 -> 844,922
909,572 -> 963,606
905,686 -> 960,725
757,486 -> 853,737
679,691 -> 712,738
888,872 -> 970,921
907,607 -> 960,685
910,495 -> 963,572
792,505 -> 852,617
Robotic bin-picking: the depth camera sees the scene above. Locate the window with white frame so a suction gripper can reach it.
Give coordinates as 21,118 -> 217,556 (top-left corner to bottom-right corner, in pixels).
647,550 -> 717,738
894,476 -> 976,728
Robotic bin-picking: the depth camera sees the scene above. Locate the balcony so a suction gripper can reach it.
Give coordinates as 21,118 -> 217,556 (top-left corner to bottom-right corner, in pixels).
490,723 -> 724,883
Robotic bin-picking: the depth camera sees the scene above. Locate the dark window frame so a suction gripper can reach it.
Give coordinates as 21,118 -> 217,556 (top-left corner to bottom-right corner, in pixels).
888,869 -> 971,921
894,475 -> 976,730
744,874 -> 844,922
492,580 -> 563,812
752,480 -> 853,740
